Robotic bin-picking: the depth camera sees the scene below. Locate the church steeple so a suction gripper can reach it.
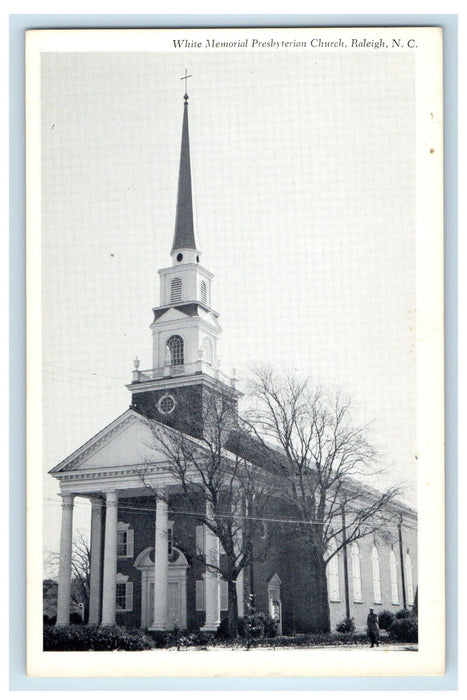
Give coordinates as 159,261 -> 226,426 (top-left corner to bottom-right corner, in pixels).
171,77 -> 200,264
128,75 -> 240,437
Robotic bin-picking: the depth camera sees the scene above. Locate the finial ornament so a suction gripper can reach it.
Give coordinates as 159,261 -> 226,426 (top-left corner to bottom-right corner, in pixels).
180,69 -> 192,102
133,356 -> 140,369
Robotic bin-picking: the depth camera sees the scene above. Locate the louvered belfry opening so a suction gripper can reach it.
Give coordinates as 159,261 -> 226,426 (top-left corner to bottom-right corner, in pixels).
170,277 -> 182,303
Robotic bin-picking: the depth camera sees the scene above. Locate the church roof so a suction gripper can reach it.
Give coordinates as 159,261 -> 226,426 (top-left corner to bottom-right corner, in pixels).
171,94 -> 198,254
49,409 -> 416,519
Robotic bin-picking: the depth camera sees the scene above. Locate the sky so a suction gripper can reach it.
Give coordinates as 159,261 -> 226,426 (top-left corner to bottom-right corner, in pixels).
40,47 -> 417,565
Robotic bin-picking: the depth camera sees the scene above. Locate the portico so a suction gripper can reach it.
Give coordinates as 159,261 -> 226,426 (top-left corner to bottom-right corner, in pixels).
51,409 -> 222,630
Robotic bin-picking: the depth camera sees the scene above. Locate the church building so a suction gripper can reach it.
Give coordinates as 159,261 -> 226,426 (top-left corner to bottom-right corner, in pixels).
49,84 -> 418,635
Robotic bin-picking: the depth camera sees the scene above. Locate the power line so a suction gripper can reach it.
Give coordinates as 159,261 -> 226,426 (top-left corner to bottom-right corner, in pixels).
42,497 -> 417,530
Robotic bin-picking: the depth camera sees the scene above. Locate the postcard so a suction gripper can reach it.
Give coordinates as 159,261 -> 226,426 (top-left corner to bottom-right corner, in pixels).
26,26 -> 444,678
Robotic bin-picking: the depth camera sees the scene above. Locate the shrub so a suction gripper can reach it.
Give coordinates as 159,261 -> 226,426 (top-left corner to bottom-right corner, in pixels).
388,617 -> 418,642
216,616 -> 233,639
255,612 -> 278,638
43,625 -> 155,651
244,612 -> 278,638
237,616 -> 247,637
395,608 -> 412,620
378,610 -> 396,630
217,612 -> 277,639
150,629 -> 215,648
335,617 -> 356,635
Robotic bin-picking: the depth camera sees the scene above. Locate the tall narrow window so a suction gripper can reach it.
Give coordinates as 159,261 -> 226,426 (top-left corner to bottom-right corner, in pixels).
168,521 -> 174,556
170,277 -> 182,303
220,580 -> 228,611
405,552 -> 414,605
200,280 -> 207,305
115,574 -> 133,612
389,549 -> 399,605
195,580 -> 205,611
326,539 -> 340,602
195,525 -> 205,556
372,545 -> 382,604
166,335 -> 184,366
351,542 -> 362,602
117,522 -> 134,558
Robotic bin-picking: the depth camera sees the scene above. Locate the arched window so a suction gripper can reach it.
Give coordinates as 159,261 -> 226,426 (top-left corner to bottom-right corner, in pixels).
170,277 -> 182,303
326,539 -> 340,602
166,335 -> 184,366
372,545 -> 382,604
350,542 -> 362,602
200,280 -> 207,305
405,552 -> 414,605
203,337 -> 213,365
390,549 -> 399,605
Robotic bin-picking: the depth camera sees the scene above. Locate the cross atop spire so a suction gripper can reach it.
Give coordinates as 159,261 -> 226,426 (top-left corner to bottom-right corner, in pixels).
180,69 -> 192,102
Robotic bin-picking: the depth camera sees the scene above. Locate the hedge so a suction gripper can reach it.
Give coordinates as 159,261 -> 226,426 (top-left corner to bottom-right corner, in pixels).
43,625 -> 155,651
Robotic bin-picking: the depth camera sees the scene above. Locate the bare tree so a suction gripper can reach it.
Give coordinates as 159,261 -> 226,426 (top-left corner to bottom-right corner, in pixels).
139,388 -> 274,637
45,530 -> 91,622
243,366 -> 402,633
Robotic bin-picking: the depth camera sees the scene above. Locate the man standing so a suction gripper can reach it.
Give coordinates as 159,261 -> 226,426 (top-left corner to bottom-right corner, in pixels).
367,607 -> 380,648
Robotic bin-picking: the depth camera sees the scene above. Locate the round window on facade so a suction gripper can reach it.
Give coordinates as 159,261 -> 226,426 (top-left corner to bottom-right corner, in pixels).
157,393 -> 176,415
177,253 -> 183,262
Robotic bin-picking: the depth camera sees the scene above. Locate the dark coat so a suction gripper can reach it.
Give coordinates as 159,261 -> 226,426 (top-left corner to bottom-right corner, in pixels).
367,612 -> 380,638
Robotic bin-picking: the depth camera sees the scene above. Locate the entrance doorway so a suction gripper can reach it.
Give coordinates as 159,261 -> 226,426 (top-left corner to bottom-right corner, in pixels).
135,547 -> 189,629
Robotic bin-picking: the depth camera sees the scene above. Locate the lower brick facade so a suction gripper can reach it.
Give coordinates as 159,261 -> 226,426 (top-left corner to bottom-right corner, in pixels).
107,494 -> 417,633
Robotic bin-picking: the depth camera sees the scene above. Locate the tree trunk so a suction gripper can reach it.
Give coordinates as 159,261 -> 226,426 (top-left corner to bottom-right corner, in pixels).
226,578 -> 239,638
310,548 -> 331,633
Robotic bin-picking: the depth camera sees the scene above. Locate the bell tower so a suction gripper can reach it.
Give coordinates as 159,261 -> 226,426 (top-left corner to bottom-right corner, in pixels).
128,78 -> 240,437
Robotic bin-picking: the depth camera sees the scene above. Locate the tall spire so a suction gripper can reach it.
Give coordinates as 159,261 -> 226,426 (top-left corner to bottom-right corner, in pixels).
171,74 -> 198,257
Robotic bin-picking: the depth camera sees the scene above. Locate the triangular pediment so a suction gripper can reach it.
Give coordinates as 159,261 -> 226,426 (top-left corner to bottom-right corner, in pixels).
155,307 -> 190,323
267,572 -> 282,586
50,409 -> 170,474
200,308 -> 222,331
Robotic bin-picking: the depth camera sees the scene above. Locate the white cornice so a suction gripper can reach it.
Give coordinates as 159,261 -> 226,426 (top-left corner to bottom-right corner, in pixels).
158,263 -> 215,281
150,312 -> 221,335
126,372 -> 242,398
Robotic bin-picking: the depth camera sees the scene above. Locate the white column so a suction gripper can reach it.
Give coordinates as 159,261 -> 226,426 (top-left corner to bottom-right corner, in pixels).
88,497 -> 104,624
56,494 -> 74,625
202,503 -> 220,631
150,496 -> 169,630
101,491 -> 118,625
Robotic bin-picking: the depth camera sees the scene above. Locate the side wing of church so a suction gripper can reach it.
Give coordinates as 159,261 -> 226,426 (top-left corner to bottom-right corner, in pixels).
49,84 -> 418,635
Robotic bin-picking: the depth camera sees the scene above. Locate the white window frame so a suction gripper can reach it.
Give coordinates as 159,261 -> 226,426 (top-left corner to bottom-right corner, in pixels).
166,334 -> 184,366
326,539 -> 340,602
372,545 -> 382,604
117,522 -> 134,558
389,549 -> 399,605
195,580 -> 205,611
350,542 -> 362,603
220,579 -> 228,611
116,573 -> 133,612
195,525 -> 205,556
168,520 -> 174,556
405,552 -> 414,605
